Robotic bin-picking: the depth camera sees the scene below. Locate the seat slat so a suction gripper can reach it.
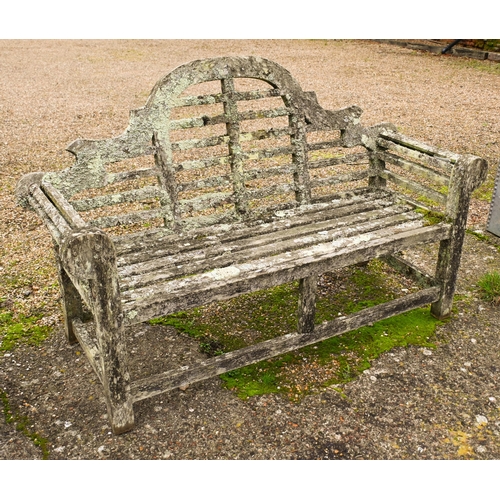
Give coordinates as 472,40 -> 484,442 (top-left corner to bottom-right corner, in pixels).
118,205 -> 423,291
121,222 -> 451,325
118,197 -> 401,272
114,189 -> 394,261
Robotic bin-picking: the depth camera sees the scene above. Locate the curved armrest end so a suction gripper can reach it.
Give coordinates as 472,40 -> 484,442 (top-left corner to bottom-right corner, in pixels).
15,172 -> 46,209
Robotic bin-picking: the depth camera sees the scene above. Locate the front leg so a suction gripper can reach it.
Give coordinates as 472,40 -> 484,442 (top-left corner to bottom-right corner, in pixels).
61,228 -> 135,434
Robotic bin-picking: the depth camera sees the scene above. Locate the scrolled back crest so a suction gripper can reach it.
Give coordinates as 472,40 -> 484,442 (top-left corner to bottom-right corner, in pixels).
44,57 -> 362,197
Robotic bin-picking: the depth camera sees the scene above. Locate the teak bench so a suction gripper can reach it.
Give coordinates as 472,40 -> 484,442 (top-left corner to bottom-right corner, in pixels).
16,57 -> 487,434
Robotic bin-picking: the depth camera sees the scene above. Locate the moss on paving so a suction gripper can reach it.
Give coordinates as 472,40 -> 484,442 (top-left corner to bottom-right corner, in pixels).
0,300 -> 52,457
0,390 -> 50,459
151,260 -> 443,400
0,310 -> 52,351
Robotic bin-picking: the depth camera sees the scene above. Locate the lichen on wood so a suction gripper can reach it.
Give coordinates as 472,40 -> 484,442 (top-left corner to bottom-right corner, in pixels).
15,56 -> 488,434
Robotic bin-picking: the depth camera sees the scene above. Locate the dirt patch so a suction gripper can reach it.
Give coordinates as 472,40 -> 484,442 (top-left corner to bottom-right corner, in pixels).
1,40 -> 500,459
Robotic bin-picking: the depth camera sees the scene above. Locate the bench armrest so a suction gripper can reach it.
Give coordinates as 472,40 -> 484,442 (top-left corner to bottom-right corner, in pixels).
359,128 -> 488,221
16,173 -> 89,244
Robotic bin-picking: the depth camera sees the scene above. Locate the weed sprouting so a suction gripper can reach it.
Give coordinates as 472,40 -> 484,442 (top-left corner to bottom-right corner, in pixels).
477,271 -> 500,303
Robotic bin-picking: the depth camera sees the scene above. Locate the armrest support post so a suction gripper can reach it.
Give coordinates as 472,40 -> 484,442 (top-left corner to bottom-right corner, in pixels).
60,228 -> 134,434
432,154 -> 488,319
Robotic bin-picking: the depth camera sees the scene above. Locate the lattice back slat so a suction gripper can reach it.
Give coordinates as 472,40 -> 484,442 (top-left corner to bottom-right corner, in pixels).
43,57 -> 363,235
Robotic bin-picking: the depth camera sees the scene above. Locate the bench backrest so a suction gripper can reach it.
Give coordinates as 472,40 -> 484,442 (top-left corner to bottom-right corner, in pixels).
43,57 -> 369,235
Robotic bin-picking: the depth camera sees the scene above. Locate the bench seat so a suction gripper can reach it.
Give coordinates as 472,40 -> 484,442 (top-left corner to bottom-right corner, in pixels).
116,188 -> 446,325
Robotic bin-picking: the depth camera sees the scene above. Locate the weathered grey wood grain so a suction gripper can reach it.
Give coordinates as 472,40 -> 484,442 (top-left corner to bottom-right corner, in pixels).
72,319 -> 103,384
54,249 -> 88,343
70,185 -> 165,212
42,182 -> 87,229
60,228 -> 135,434
90,207 -> 166,229
118,206 -> 423,291
379,170 -> 448,205
376,150 -> 449,186
31,186 -> 72,235
298,276 -> 317,334
16,56 -> 487,434
25,186 -> 66,244
431,155 -> 488,318
310,169 -> 373,188
116,194 -> 399,270
378,130 -> 460,164
174,87 -> 285,107
114,189 -> 393,260
307,152 -> 369,170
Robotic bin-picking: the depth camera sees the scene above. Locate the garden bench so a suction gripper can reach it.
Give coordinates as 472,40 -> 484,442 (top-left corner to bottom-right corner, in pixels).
16,56 -> 487,434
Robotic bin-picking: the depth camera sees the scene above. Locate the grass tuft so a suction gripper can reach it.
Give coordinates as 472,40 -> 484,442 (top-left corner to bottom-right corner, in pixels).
477,271 -> 500,303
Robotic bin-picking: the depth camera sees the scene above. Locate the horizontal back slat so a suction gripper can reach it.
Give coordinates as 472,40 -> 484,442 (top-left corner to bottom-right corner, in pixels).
174,88 -> 285,107
307,139 -> 344,151
71,186 -> 165,212
247,183 -> 294,201
308,152 -> 369,170
105,168 -> 159,184
171,128 -> 292,153
91,208 -> 165,229
310,169 -> 373,189
242,145 -> 294,161
177,155 -> 230,171
379,170 -> 447,205
377,150 -> 449,186
179,192 -> 233,214
376,136 -> 454,173
178,174 -> 232,192
244,164 -> 295,180
170,107 -> 289,130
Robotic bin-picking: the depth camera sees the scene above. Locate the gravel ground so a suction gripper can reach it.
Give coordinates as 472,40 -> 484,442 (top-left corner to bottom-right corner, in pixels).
1,39 -> 500,461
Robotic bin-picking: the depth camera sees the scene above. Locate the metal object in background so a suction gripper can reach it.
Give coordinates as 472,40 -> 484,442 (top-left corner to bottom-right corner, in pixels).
487,163 -> 500,237
442,40 -> 463,54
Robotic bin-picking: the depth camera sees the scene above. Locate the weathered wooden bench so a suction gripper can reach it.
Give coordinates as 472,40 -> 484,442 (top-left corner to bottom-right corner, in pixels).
16,57 -> 487,434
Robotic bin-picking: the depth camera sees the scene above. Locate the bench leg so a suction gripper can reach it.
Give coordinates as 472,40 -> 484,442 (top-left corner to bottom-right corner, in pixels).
430,235 -> 465,320
95,316 -> 135,435
298,276 -> 317,334
54,251 -> 86,344
431,155 -> 488,320
60,229 -> 135,434
90,262 -> 135,435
